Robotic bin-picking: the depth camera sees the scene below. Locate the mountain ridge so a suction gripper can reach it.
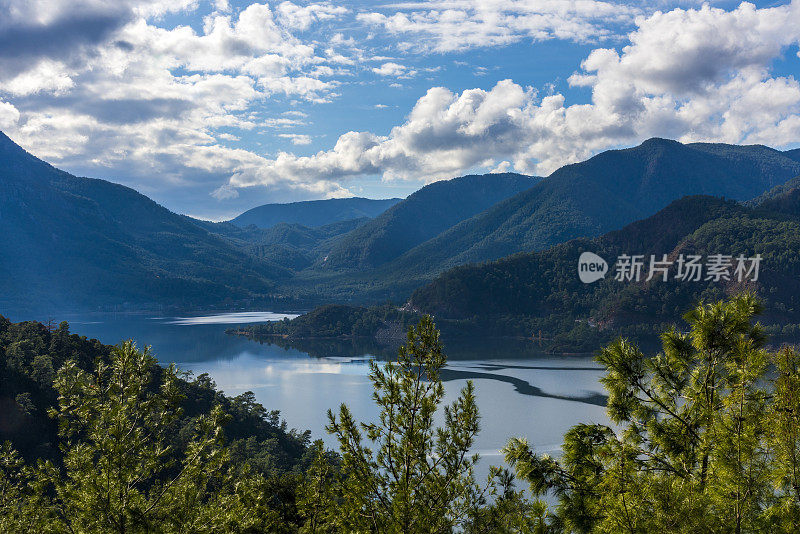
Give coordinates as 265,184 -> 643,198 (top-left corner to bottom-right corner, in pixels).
230,196 -> 401,229
380,137 -> 800,279
319,172 -> 540,270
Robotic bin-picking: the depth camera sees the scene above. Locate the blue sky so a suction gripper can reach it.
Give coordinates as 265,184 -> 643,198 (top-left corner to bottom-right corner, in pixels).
1,0 -> 799,219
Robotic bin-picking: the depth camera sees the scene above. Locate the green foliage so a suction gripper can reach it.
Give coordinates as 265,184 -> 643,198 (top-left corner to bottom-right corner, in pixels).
45,341 -> 240,531
11,298 -> 800,531
506,294 -> 800,533
0,341 -> 297,532
309,316 -> 487,532
0,316 -> 314,532
232,303 -> 420,340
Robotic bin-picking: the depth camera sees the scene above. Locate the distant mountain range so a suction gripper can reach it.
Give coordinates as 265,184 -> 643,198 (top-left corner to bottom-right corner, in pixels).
376,138 -> 800,281
230,197 -> 401,229
194,217 -> 370,272
3,129 -> 800,316
279,137 -> 800,302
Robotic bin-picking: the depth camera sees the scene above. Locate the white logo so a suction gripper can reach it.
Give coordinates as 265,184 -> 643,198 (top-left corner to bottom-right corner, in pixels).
578,252 -> 608,284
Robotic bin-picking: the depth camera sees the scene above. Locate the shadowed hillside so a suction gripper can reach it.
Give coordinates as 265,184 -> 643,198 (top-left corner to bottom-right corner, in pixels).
319,172 -> 540,270
0,132 -> 286,314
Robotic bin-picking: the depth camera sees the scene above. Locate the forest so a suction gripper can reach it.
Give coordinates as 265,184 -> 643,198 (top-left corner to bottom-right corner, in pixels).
4,294 -> 800,532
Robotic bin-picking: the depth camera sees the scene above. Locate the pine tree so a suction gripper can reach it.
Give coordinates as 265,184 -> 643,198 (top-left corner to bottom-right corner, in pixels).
0,340 -> 283,533
505,294 -> 800,533
323,315 -> 484,533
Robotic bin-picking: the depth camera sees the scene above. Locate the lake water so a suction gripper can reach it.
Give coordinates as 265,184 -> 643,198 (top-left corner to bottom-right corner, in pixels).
55,311 -> 610,483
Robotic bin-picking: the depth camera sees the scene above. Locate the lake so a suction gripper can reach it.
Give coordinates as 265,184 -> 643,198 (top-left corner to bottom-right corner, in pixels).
56,311 -> 610,483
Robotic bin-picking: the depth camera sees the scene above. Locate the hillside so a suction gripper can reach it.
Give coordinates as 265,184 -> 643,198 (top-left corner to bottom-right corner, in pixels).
260,192 -> 800,352
0,132 -> 286,314
230,197 -> 400,229
198,217 -> 368,272
746,174 -> 800,207
5,131 -> 800,315
384,138 -> 800,279
319,173 -> 540,270
408,191 -> 800,348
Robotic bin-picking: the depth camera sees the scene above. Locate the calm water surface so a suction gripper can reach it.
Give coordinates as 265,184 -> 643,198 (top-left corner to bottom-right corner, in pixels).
57,311 -> 610,479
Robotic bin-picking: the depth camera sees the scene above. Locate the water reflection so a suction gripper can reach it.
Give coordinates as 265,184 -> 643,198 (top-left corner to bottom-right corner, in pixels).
257,334 -> 597,362
439,367 -> 607,406
50,311 -> 611,477
168,311 -> 300,325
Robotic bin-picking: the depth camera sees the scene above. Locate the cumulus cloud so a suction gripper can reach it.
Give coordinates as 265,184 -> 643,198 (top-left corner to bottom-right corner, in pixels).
372,62 -> 417,78
0,100 -> 19,129
3,0 -> 800,220
0,0 -> 200,76
0,1 -> 354,217
279,133 -> 313,145
230,0 -> 800,189
357,0 -> 641,52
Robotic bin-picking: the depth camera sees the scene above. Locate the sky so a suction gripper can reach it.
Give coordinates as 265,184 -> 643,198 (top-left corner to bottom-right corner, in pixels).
1,0 -> 799,220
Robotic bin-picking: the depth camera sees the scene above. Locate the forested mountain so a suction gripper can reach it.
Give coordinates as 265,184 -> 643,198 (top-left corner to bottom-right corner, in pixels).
746,175 -> 800,207
4,130 -> 800,315
381,138 -> 800,281
783,147 -> 800,162
230,197 -> 400,229
0,315 -> 311,466
408,191 -> 800,348
192,217 -> 367,272
0,132 -> 286,314
255,188 -> 800,351
319,173 -> 540,270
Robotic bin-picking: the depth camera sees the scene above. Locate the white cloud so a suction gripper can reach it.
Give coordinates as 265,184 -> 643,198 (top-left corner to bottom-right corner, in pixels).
0,1 -> 354,215
0,59 -> 75,96
0,100 -> 20,129
2,0 -> 800,219
211,183 -> 240,200
276,2 -> 348,30
279,133 -> 313,145
372,61 -> 417,78
229,1 -> 800,190
358,0 -> 641,52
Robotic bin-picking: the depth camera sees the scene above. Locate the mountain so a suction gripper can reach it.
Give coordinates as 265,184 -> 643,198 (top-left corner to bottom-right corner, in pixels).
230,197 -> 401,229
319,173 -> 540,270
383,138 -> 800,280
756,187 -> 800,218
783,147 -> 800,163
261,191 -> 800,351
407,191 -> 800,349
745,174 -> 800,207
5,131 -> 800,315
196,217 -> 369,272
0,132 -> 285,314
